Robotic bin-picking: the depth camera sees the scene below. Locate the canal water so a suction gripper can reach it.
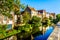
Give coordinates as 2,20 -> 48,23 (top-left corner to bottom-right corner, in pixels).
34,26 -> 54,40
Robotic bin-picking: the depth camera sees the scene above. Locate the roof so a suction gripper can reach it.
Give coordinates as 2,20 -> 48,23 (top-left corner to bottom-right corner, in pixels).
50,13 -> 55,16
38,10 -> 45,13
26,6 -> 37,11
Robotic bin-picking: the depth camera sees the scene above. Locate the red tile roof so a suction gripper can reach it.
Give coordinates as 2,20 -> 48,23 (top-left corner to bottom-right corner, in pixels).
50,13 -> 55,16
38,10 -> 45,13
26,6 -> 37,11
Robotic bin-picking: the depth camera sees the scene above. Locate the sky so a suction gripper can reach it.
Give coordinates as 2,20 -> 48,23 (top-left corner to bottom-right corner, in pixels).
21,0 -> 60,14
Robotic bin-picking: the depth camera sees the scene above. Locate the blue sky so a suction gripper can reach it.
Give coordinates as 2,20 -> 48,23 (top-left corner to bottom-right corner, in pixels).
21,0 -> 60,14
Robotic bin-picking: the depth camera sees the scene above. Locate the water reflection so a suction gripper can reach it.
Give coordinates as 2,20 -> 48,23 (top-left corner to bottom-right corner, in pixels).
34,26 -> 54,40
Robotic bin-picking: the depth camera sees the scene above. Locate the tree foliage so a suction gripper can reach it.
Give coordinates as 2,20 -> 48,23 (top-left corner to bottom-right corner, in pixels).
42,17 -> 51,27
28,16 -> 41,27
56,14 -> 60,21
0,0 -> 25,17
0,0 -> 14,17
23,11 -> 30,23
52,14 -> 60,24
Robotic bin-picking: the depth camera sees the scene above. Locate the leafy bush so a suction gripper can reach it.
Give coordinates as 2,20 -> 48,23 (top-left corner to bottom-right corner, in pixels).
0,34 -> 4,39
18,24 -> 32,32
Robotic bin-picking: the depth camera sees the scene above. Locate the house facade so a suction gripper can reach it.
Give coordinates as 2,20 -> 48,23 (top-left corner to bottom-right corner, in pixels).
21,6 -> 56,20
0,11 -> 16,29
37,10 -> 46,18
24,6 -> 38,17
0,6 -> 56,31
49,13 -> 56,19
46,12 -> 50,18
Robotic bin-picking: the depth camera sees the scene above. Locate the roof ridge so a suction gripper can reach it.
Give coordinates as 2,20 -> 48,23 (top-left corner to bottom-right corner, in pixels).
27,6 -> 36,11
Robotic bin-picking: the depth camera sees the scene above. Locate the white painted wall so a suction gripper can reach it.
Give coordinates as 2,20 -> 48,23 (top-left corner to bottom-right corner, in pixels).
14,15 -> 17,22
46,13 -> 49,18
43,11 -> 46,17
0,21 -> 2,24
7,20 -> 13,24
31,11 -> 38,17
3,20 -> 7,24
38,12 -> 42,18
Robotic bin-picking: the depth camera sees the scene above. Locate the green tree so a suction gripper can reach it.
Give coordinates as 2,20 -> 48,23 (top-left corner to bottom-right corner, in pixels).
52,14 -> 60,24
0,0 -> 25,24
31,16 -> 41,39
52,19 -> 58,24
42,17 -> 51,27
42,17 -> 48,27
14,0 -> 25,24
28,16 -> 41,34
0,0 -> 14,18
28,16 -> 41,27
22,11 -> 30,23
17,24 -> 32,40
49,16 -> 53,22
16,16 -> 41,40
0,0 -> 26,39
42,17 -> 52,34
0,24 -> 7,36
56,14 -> 60,21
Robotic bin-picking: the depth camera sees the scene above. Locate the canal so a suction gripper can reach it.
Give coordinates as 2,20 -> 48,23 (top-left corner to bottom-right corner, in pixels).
34,26 -> 54,40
